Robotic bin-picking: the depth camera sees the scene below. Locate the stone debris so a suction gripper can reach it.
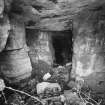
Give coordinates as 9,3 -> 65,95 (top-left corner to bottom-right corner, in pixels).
0,79 -> 5,91
36,82 -> 61,94
43,73 -> 51,81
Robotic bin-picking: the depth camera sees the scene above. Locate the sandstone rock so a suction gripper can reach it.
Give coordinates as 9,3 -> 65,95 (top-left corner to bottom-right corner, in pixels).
5,18 -> 26,50
72,6 -> 105,94
0,79 -> 5,91
0,0 -> 4,15
36,82 -> 61,94
27,30 -> 54,66
0,47 -> 32,83
43,72 -> 51,81
0,15 -> 10,52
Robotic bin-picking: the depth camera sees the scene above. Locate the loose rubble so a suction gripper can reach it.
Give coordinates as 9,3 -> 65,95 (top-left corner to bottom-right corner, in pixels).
36,82 -> 61,94
0,63 -> 104,105
43,73 -> 51,81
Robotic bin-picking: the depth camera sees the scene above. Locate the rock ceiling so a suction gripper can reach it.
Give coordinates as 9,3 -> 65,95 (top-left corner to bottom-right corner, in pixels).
5,0 -> 105,31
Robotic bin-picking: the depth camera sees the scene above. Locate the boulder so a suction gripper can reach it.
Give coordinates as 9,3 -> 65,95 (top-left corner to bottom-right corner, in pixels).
36,82 -> 61,94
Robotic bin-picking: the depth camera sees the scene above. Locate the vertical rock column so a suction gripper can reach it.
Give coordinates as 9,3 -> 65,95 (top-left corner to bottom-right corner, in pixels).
36,31 -> 54,66
72,10 -> 105,93
0,17 -> 32,83
27,30 -> 55,76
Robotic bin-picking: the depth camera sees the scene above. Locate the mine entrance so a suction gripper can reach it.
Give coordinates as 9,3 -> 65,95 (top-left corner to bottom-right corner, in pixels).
52,30 -> 73,66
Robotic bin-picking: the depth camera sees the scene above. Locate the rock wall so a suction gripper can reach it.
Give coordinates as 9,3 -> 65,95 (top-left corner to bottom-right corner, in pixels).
26,30 -> 54,65
0,48 -> 32,83
0,16 -> 32,83
2,0 -> 105,89
26,29 -> 55,76
72,7 -> 105,93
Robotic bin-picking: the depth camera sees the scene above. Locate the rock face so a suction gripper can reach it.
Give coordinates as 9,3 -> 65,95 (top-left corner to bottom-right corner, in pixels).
27,30 -> 54,66
0,15 -> 10,52
36,31 -> 54,65
5,18 -> 26,50
72,7 -> 105,93
0,48 -> 32,83
26,29 -> 54,76
0,16 -> 32,83
3,0 -> 105,94
7,0 -> 105,31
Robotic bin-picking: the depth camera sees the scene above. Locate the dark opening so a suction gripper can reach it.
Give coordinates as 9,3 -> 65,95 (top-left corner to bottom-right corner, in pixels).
52,30 -> 73,66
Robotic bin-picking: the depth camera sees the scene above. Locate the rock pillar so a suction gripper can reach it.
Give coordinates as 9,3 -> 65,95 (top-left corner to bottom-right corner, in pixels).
72,9 -> 105,94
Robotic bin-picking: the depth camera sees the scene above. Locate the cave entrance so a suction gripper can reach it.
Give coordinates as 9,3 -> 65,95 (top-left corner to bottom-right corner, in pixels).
52,30 -> 73,66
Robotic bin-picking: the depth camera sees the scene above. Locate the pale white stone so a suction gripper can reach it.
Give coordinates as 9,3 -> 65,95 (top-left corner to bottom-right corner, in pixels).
0,0 -> 4,15
66,62 -> 72,66
60,95 -> 66,102
58,66 -> 65,69
43,73 -> 51,81
36,82 -> 61,94
0,79 -> 5,91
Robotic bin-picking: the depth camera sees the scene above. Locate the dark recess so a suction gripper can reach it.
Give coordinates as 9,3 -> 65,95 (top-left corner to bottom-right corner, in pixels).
52,30 -> 73,66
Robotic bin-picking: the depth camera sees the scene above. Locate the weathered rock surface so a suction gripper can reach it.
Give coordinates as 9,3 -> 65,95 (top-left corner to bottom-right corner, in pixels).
72,5 -> 105,94
0,15 -> 10,52
3,0 -> 105,98
5,17 -> 26,50
26,30 -> 54,66
0,47 -> 32,83
6,0 -> 105,31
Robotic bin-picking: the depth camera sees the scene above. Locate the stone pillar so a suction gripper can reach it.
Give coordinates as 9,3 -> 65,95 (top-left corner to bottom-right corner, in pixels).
5,18 -> 26,50
27,30 -> 55,76
36,31 -> 54,66
0,17 -> 32,83
72,10 -> 105,94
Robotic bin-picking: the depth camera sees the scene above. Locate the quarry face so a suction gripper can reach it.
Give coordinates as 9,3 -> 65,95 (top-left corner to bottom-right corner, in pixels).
0,0 -> 105,105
